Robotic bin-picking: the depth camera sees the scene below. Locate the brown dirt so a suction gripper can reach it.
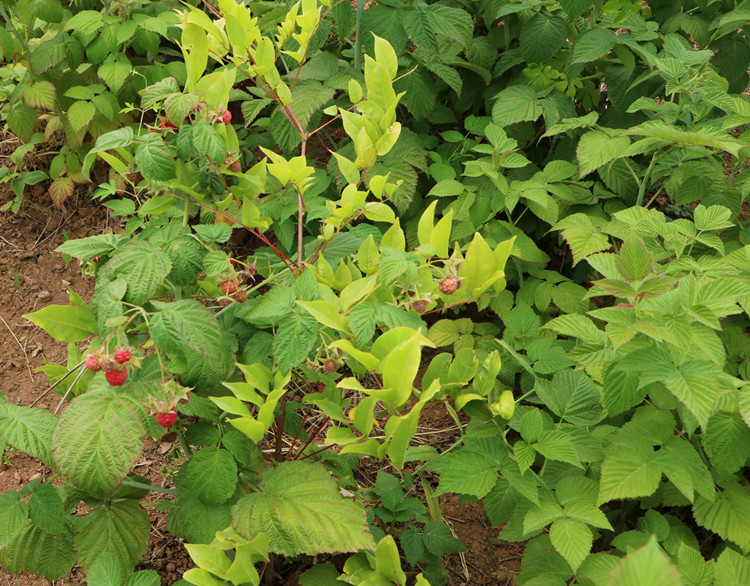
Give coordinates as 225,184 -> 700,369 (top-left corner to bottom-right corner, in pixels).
0,184 -> 523,585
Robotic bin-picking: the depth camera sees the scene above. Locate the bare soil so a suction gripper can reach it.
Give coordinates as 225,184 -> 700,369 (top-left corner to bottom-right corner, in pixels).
0,184 -> 522,585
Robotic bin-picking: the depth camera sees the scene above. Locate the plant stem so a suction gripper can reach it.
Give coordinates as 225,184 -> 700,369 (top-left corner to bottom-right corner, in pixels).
121,479 -> 177,496
636,151 -> 659,206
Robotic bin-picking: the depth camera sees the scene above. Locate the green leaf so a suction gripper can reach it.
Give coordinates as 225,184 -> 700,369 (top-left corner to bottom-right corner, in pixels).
702,413 -> 750,477
75,501 -> 150,575
558,0 -> 592,19
520,14 -> 567,63
28,483 -> 64,535
610,537 -> 683,586
598,444 -> 661,505
28,0 -> 63,22
504,302 -> 540,337
550,518 -> 592,571
424,4 -> 473,50
232,461 -> 375,556
192,122 -> 226,165
151,300 -> 235,388
182,447 -> 238,505
22,81 -> 56,110
273,312 -> 318,372
577,130 -> 630,178
67,100 -> 96,130
104,241 -> 172,305
0,491 -> 29,548
52,390 -> 146,495
624,121 -> 744,157
534,430 -> 582,467
616,238 -> 653,281
535,370 -> 605,426
0,522 -> 75,579
168,471 -> 232,544
134,134 -> 176,181
87,554 -> 123,586
98,53 -> 132,93
422,522 -> 465,555
0,403 -> 56,465
403,10 -> 438,53
492,86 -> 542,127
571,28 -> 617,64
23,303 -> 97,342
435,450 -> 498,498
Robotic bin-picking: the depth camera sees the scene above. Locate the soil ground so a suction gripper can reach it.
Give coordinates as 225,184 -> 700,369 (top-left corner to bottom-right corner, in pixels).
0,183 -> 522,585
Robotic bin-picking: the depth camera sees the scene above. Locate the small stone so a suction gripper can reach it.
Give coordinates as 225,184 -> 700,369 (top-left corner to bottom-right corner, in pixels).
37,290 -> 51,300
166,563 -> 176,572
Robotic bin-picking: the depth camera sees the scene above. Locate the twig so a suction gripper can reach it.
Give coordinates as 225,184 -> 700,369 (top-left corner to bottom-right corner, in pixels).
0,314 -> 33,381
29,360 -> 85,407
53,365 -> 87,414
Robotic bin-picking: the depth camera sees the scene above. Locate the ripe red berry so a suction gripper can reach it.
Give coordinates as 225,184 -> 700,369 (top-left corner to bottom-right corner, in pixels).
114,349 -> 131,364
91,256 -> 100,263
221,110 -> 232,124
156,409 -> 177,428
221,281 -> 238,295
84,355 -> 101,372
105,369 -> 128,386
439,276 -> 459,295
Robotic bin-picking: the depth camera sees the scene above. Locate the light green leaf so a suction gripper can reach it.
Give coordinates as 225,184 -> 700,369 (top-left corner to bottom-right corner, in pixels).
598,445 -> 661,505
134,134 -> 176,181
182,447 -> 238,505
0,403 -> 56,465
492,85 -> 542,127
23,303 -> 97,342
577,130 -> 630,178
550,518 -> 592,571
232,461 -> 375,556
52,390 -> 146,495
571,28 -> 617,64
610,537 -> 683,586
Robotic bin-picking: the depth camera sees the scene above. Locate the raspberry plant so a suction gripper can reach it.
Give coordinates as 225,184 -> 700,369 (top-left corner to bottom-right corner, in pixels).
1,0 -> 749,583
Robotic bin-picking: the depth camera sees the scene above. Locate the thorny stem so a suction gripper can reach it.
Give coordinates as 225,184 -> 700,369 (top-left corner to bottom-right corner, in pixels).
274,393 -> 288,462
293,415 -> 330,460
29,360 -> 85,407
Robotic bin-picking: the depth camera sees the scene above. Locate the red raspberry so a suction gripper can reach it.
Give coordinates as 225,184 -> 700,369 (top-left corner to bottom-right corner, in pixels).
221,110 -> 232,124
114,349 -> 131,364
439,276 -> 459,295
105,369 -> 128,386
411,300 -> 428,313
155,409 -> 177,428
91,256 -> 100,263
84,355 -> 101,372
221,281 -> 238,295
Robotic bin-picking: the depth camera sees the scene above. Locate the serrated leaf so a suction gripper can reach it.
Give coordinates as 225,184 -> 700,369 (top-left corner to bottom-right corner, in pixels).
165,92 -> 199,125
168,471 -> 233,544
52,390 -> 146,495
0,491 -> 29,548
702,412 -> 750,477
577,130 -> 630,178
104,241 -> 172,305
535,370 -> 604,426
232,461 -> 375,556
520,14 -> 567,63
0,522 -> 75,579
23,80 -> 56,110
435,451 -> 498,498
598,445 -> 661,505
624,121 -> 744,157
610,537 -> 682,586
422,522 -> 465,555
28,483 -> 64,535
0,403 -> 57,465
99,53 -> 132,93
492,85 -> 542,127
273,312 -> 318,372
571,28 -> 617,64
134,134 -> 176,181
75,500 -> 150,575
68,100 -> 96,131
192,122 -> 226,164
182,446 -> 238,505
550,518 -> 592,571
534,430 -> 582,467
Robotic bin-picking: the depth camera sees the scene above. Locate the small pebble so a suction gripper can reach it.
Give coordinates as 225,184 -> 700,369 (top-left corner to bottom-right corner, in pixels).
37,291 -> 51,300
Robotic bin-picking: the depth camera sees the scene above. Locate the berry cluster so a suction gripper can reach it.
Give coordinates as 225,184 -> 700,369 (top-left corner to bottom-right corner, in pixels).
85,347 -> 133,387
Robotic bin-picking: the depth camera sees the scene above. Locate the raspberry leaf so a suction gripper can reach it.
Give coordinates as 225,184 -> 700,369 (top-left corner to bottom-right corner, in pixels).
232,461 -> 375,556
52,390 -> 146,495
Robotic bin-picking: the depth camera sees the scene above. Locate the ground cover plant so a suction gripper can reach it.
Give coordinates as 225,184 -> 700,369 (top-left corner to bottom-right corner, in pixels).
0,0 -> 749,584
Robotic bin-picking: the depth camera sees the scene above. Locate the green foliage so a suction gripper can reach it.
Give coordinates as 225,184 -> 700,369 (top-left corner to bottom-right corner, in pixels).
2,0 -> 750,583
